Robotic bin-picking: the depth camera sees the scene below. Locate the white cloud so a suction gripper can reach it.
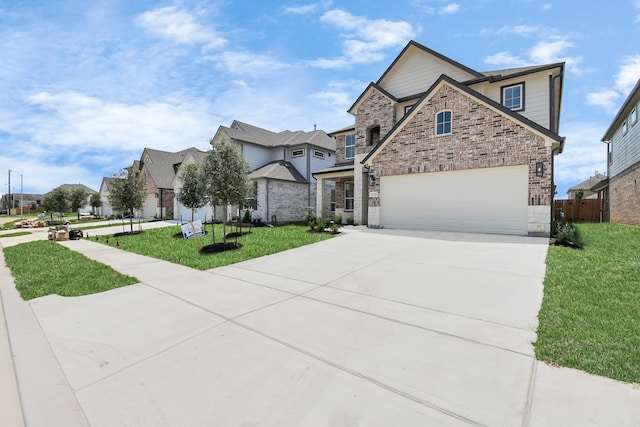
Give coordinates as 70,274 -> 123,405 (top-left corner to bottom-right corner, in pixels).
24,90 -> 216,162
136,6 -> 226,49
528,39 -> 572,63
614,55 -> 640,94
307,57 -> 349,69
543,3 -> 552,11
283,0 -> 333,15
586,55 -> 640,113
554,121 -> 608,196
529,39 -> 583,74
312,9 -> 417,68
439,3 -> 460,15
208,51 -> 290,76
483,37 -> 583,74
586,89 -> 621,112
483,51 -> 528,67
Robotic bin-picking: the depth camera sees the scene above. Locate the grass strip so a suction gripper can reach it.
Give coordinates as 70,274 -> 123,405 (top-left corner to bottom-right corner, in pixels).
96,224 -> 334,270
3,240 -> 139,300
535,223 -> 640,384
0,231 -> 31,238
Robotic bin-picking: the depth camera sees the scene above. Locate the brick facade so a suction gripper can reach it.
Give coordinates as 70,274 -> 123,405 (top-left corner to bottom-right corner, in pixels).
609,162 -> 640,224
355,90 -> 396,156
366,84 -> 554,209
255,179 -> 309,223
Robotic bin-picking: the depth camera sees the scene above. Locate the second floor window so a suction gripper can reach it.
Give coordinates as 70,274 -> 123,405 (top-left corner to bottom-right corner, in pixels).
502,83 -> 524,111
345,134 -> 355,159
292,148 -> 305,158
436,110 -> 452,136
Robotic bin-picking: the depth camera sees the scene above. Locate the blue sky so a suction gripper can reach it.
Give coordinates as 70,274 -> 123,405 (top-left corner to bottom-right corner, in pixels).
1,0 -> 639,199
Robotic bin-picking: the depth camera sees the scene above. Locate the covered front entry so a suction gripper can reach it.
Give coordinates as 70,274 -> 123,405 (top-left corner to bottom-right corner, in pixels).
379,165 -> 528,235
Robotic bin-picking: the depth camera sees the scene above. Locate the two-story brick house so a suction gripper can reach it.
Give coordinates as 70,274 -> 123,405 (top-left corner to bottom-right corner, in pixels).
315,40 -> 565,236
137,147 -> 206,219
211,121 -> 335,223
601,78 -> 640,224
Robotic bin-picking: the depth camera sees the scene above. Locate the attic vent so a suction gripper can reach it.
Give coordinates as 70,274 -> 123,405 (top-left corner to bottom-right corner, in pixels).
145,155 -> 152,164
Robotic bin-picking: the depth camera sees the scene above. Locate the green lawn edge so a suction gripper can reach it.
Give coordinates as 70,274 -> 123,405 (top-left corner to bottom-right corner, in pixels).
3,240 -> 139,300
95,224 -> 335,270
535,223 -> 640,384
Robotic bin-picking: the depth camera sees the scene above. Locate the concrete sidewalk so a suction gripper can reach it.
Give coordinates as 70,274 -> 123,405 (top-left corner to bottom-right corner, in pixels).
1,228 -> 639,425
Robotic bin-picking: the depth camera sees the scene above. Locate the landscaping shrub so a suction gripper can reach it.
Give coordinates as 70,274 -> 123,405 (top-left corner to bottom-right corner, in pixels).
553,222 -> 584,248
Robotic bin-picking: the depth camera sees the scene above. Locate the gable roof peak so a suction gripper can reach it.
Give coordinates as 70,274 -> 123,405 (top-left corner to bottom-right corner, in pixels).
376,40 -> 484,86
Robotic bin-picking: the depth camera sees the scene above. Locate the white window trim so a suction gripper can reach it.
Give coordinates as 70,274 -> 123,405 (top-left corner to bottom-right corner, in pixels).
291,148 -> 305,158
313,149 -> 325,159
502,83 -> 524,111
345,134 -> 355,159
344,181 -> 355,212
623,120 -> 628,135
631,107 -> 637,125
435,110 -> 452,136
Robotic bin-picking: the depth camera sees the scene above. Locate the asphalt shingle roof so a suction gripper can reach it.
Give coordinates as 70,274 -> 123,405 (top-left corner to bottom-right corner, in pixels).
247,160 -> 307,183
142,147 -> 206,189
220,121 -> 335,151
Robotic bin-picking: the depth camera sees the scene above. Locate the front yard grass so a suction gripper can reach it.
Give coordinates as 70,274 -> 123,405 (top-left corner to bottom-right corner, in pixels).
96,223 -> 334,270
3,240 -> 138,300
535,223 -> 640,384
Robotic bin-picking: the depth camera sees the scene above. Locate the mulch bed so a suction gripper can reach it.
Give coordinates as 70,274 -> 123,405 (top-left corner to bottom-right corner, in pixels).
113,231 -> 142,237
200,242 -> 242,254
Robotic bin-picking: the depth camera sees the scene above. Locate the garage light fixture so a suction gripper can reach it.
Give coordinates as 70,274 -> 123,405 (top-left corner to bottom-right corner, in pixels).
535,162 -> 544,177
369,174 -> 376,185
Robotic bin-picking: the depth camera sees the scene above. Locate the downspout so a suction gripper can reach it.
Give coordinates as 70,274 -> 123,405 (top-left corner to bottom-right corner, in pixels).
159,189 -> 163,219
550,73 -> 562,134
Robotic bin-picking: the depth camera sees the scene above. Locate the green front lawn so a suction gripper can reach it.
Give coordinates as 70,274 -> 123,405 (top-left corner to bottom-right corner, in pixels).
3,240 -> 138,300
96,224 -> 334,270
535,223 -> 640,384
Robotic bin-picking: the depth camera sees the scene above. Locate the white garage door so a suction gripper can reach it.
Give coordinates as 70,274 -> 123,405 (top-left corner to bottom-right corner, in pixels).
380,165 -> 528,235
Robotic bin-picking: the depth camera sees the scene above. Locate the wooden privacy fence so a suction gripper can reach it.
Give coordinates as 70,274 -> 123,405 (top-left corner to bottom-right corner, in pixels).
554,199 -> 605,223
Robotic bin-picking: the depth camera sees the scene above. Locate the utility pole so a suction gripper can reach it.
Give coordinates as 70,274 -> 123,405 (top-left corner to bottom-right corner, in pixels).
7,170 -> 11,214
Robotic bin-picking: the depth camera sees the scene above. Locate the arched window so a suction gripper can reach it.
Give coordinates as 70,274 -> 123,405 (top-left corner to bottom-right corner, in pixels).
368,125 -> 380,146
436,111 -> 452,136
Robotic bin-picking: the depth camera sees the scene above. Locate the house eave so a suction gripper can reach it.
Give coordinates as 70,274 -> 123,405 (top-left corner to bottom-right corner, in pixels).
362,74 -> 565,166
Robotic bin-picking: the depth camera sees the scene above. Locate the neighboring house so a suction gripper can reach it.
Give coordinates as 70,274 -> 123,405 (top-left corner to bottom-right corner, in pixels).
210,121 -> 335,223
602,78 -> 640,224
1,193 -> 44,210
566,173 -> 608,199
54,183 -> 98,212
314,40 -> 565,236
170,148 -> 217,223
98,177 -> 117,217
136,147 -> 207,219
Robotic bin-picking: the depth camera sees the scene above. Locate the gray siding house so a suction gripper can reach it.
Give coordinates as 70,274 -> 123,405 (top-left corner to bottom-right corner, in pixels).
602,78 -> 640,224
211,121 -> 335,223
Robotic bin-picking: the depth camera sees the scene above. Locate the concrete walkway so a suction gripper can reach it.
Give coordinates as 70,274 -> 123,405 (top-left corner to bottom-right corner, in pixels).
1,226 -> 639,426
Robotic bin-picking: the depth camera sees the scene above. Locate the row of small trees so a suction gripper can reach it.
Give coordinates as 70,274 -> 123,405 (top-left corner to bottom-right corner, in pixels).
108,139 -> 252,238
42,187 -> 102,220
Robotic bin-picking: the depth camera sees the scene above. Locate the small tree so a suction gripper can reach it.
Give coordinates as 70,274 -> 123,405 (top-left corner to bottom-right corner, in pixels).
108,168 -> 146,232
177,162 -> 208,222
43,187 -> 70,220
90,193 -> 103,216
70,188 -> 87,220
575,188 -> 585,199
204,138 -> 252,242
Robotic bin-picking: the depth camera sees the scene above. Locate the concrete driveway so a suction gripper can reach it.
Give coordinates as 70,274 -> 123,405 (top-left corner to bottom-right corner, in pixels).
2,227 -> 639,426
